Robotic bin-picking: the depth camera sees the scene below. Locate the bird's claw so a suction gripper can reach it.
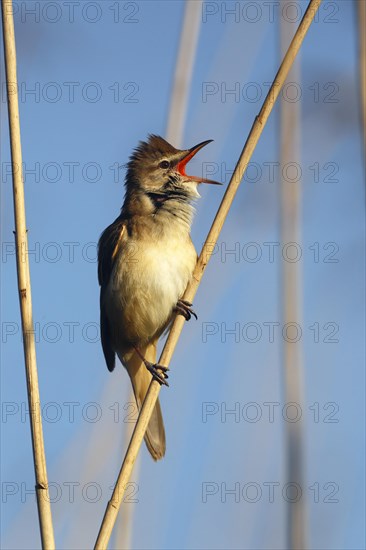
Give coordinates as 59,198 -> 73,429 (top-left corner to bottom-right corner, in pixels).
145,361 -> 170,387
175,299 -> 198,321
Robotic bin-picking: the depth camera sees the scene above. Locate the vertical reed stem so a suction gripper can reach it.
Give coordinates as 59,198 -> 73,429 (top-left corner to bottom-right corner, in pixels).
358,0 -> 366,154
1,1 -> 55,547
165,0 -> 202,145
280,2 -> 307,548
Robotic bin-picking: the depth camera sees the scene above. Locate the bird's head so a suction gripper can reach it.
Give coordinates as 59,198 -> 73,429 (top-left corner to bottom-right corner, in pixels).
125,135 -> 221,205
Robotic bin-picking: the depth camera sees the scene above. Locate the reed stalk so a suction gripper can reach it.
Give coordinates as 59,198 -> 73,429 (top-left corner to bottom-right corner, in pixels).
1,0 -> 55,548
280,3 -> 307,548
113,5 -> 203,548
94,1 -> 322,547
358,0 -> 366,153
165,0 -> 202,145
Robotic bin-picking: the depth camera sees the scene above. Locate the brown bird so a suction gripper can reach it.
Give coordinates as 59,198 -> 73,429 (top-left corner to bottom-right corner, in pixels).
97,135 -> 220,460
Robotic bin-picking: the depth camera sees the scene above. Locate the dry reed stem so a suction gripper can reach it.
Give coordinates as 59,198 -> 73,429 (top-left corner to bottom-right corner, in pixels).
112,389 -> 140,550
358,0 -> 366,152
1,1 -> 55,548
114,6 -> 202,547
280,3 -> 307,548
94,1 -> 322,548
165,0 -> 202,145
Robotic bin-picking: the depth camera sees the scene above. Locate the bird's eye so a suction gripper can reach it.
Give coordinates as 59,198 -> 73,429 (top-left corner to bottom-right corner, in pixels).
159,160 -> 170,169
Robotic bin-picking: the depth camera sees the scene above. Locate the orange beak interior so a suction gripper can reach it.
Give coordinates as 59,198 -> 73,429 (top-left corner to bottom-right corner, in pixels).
175,140 -> 222,185
176,146 -> 204,177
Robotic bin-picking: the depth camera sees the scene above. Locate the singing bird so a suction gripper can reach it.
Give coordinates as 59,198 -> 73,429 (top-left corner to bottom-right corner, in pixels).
98,135 -> 220,460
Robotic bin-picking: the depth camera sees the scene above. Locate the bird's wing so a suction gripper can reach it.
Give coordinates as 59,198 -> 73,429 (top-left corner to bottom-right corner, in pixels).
98,216 -> 126,287
98,217 -> 126,371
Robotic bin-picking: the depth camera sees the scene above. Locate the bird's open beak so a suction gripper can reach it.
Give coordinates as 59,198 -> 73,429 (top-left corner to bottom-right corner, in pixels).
175,140 -> 222,185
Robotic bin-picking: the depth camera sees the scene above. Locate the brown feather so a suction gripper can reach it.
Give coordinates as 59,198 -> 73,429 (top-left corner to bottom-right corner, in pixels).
120,343 -> 166,460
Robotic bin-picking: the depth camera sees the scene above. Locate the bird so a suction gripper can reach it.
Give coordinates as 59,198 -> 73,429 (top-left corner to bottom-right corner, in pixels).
97,135 -> 221,460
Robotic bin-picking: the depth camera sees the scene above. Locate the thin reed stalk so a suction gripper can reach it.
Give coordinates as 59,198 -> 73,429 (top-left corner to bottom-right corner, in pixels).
94,1 -> 322,547
165,0 -> 202,145
280,3 -> 307,548
358,0 -> 366,153
113,393 -> 140,550
1,1 -> 55,548
113,6 -> 202,548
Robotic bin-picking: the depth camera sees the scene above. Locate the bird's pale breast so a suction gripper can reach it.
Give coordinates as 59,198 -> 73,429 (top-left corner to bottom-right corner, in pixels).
105,233 -> 196,346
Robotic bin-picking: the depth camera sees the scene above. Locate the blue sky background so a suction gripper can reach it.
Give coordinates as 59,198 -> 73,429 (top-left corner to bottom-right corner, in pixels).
1,1 -> 365,549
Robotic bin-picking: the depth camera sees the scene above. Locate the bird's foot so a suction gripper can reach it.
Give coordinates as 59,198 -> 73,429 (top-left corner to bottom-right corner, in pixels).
175,299 -> 198,321
145,361 -> 170,387
134,346 -> 169,386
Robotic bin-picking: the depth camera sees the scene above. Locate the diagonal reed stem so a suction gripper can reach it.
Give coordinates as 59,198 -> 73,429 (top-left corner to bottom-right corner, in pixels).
94,1 -> 322,547
1,1 -> 55,548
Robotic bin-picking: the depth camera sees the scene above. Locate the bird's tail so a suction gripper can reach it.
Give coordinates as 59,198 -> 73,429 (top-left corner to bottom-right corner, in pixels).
123,342 -> 166,461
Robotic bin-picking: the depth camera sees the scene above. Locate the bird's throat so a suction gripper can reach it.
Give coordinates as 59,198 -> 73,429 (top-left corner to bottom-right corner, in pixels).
147,192 -> 169,206
123,188 -> 195,233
